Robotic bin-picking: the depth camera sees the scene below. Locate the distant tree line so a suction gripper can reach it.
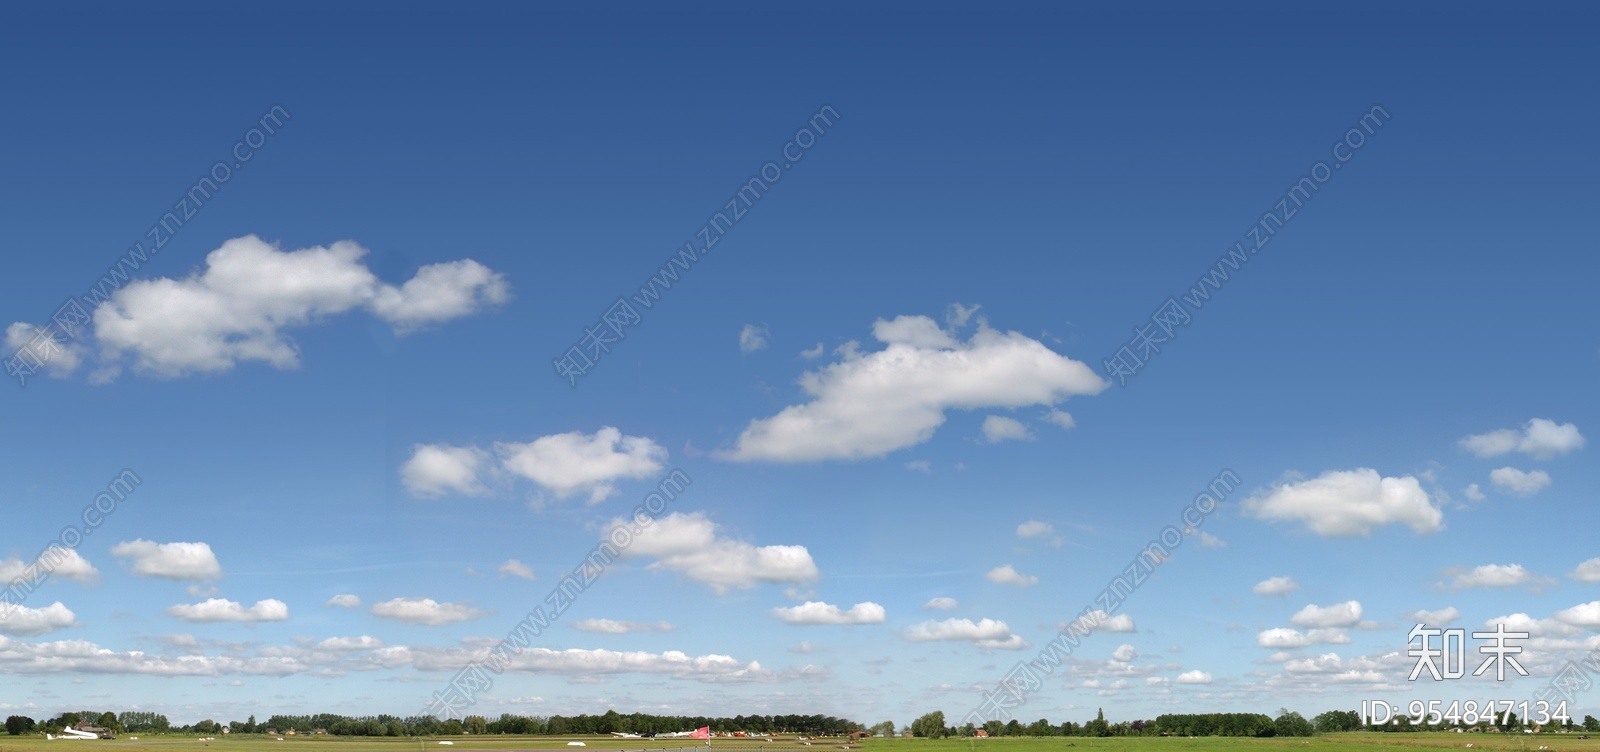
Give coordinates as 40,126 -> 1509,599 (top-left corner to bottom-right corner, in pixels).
6,710 -> 858,737
895,708 -> 1316,739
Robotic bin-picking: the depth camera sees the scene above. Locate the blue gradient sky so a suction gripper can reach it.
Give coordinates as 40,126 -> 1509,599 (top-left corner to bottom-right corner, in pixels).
2,0 -> 1597,729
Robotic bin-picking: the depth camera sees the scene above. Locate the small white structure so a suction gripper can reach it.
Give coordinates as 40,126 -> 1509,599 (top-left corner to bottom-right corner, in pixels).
568,743 -> 586,747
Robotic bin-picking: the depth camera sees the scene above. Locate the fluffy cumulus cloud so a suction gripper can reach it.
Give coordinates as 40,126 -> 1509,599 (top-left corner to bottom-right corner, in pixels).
166,599 -> 289,623
0,547 -> 100,585
1242,469 -> 1442,537
1459,419 -> 1585,459
1253,577 -> 1300,596
1445,563 -> 1543,590
1489,467 -> 1551,497
325,594 -> 361,608
0,602 -> 77,636
981,415 -> 1033,444
110,540 -> 222,581
722,314 -> 1107,461
1255,628 -> 1350,649
570,619 -> 676,635
403,427 -> 666,503
904,618 -> 1028,650
498,559 -> 536,581
1016,520 -> 1062,547
1463,483 -> 1486,501
369,597 -> 487,626
739,324 -> 770,354
317,635 -> 384,651
1175,670 -> 1213,684
923,597 -> 958,611
73,235 -> 507,378
1572,558 -> 1600,583
986,564 -> 1038,587
610,512 -> 818,594
771,601 -> 887,626
401,444 -> 492,497
404,646 -> 769,682
1289,601 -> 1363,629
5,323 -> 87,377
0,637 -> 309,677
1553,602 -> 1600,629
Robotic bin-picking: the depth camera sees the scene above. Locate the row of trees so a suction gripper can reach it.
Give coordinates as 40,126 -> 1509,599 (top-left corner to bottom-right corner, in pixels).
6,711 -> 860,738
897,710 -> 1317,739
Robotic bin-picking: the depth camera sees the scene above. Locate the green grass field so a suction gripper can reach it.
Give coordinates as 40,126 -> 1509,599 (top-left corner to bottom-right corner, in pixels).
1,735 -> 1595,752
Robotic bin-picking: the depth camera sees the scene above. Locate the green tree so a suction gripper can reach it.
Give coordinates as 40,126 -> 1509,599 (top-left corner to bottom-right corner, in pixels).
442,719 -> 464,736
464,716 -> 488,735
97,713 -> 122,733
1584,715 -> 1600,732
910,711 -> 947,738
1273,711 -> 1313,737
195,720 -> 218,734
1086,708 -> 1110,737
6,716 -> 36,735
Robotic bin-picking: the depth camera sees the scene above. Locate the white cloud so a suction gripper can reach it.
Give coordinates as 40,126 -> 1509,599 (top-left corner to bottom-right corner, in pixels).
1242,469 -> 1442,537
1572,558 -> 1600,583
610,512 -> 818,594
1463,483 -> 1486,501
166,598 -> 289,623
0,637 -> 308,676
570,619 -> 676,635
498,559 -> 535,581
1553,602 -> 1600,629
5,323 -> 86,377
370,597 -> 487,626
1063,610 -> 1137,634
923,597 -> 958,611
1255,627 -> 1350,649
1199,532 -> 1226,549
1289,601 -> 1363,629
1045,409 -> 1075,430
982,415 -> 1033,444
1489,467 -> 1551,497
771,601 -> 887,626
1253,576 -> 1300,597
0,547 -> 99,585
0,602 -> 76,636
1016,520 -> 1063,547
946,303 -> 982,328
401,444 -> 492,497
1411,607 -> 1460,625
799,343 -> 824,359
316,635 -> 384,651
496,428 -> 668,504
326,594 -> 361,608
722,315 -> 1106,461
1175,670 -> 1213,684
739,324 -> 770,354
986,564 -> 1038,587
1460,419 -> 1585,459
1447,563 -> 1541,590
86,235 -> 507,377
905,459 -> 932,474
904,618 -> 1028,650
405,428 -> 666,504
407,646 -> 768,681
110,540 -> 222,581
1111,644 -> 1137,662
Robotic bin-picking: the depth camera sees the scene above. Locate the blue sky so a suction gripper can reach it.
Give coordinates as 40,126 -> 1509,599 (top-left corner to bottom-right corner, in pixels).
2,0 -> 1598,729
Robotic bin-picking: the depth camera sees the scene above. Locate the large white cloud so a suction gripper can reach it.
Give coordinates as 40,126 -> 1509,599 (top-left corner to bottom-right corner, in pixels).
771,601 -> 886,626
1489,467 -> 1551,497
1553,602 -> 1600,629
403,645 -> 769,681
0,636 -> 307,676
1289,601 -> 1363,629
722,315 -> 1106,461
610,512 -> 817,594
1175,670 -> 1213,684
369,597 -> 487,626
1572,558 -> 1600,583
403,428 -> 666,504
84,235 -> 507,377
1460,419 -> 1585,459
110,540 -> 222,581
0,548 -> 99,585
0,602 -> 76,637
904,618 -> 1028,650
1242,469 -> 1442,537
167,598 -> 289,623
